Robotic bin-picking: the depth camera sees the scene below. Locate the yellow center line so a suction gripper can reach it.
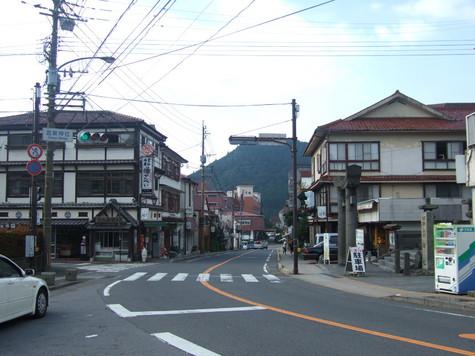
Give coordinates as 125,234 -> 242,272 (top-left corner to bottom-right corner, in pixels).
460,334 -> 475,341
201,252 -> 475,356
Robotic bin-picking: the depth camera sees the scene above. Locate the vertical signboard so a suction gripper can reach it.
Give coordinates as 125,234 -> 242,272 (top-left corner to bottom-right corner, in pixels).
25,235 -> 35,257
356,229 -> 365,249
141,157 -> 153,192
323,233 -> 330,263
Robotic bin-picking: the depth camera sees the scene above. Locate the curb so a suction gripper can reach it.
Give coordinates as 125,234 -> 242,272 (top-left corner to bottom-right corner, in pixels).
386,295 -> 475,313
48,280 -> 81,291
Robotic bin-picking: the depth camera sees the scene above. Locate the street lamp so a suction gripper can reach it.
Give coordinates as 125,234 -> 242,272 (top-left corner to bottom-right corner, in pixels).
41,55 -> 116,271
229,99 -> 299,274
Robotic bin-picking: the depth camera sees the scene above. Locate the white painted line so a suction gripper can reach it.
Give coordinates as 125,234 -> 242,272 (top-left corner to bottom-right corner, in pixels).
220,274 -> 233,282
107,304 -> 266,318
147,272 -> 167,281
152,332 -> 221,356
242,274 -> 259,283
85,334 -> 98,339
172,273 -> 188,281
263,274 -> 281,283
103,280 -> 121,296
123,272 -> 147,281
197,273 -> 210,282
107,304 -> 134,318
398,304 -> 475,319
76,262 -> 91,266
263,263 -> 269,273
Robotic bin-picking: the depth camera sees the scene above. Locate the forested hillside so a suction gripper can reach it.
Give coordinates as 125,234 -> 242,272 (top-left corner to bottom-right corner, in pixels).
189,141 -> 311,223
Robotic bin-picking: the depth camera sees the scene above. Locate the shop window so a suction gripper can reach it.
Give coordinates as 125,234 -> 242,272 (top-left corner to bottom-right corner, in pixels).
423,141 -> 464,170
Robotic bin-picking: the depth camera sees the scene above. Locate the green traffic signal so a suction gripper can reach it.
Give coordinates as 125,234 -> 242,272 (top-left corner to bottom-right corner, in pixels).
79,131 -> 91,142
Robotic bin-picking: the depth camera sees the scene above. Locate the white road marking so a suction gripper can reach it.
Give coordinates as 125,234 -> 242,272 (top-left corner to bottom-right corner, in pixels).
220,274 -> 233,282
197,273 -> 210,282
171,273 -> 188,281
263,274 -> 281,283
152,332 -> 221,356
85,334 -> 98,339
76,262 -> 91,266
263,264 -> 269,273
263,250 -> 273,272
103,280 -> 121,296
77,263 -> 154,273
397,304 -> 475,319
123,272 -> 147,281
147,272 -> 167,281
108,304 -> 266,318
242,274 -> 259,282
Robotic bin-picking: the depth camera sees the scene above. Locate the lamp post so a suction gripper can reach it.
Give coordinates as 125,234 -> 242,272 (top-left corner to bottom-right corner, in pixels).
41,53 -> 116,271
229,99 -> 299,273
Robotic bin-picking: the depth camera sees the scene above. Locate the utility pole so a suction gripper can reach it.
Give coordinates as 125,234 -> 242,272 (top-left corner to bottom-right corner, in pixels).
42,0 -> 61,271
292,99 -> 299,274
199,122 -> 206,253
30,83 -> 41,247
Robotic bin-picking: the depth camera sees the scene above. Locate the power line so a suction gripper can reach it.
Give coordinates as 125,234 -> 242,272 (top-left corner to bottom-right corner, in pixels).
87,94 -> 291,107
232,119 -> 292,136
113,0 -> 336,69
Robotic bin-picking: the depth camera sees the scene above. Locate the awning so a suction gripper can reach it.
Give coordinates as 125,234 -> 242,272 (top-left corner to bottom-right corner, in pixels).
50,219 -> 89,226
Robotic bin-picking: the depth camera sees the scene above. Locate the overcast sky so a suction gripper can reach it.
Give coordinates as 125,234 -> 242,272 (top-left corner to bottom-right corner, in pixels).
1,0 -> 474,174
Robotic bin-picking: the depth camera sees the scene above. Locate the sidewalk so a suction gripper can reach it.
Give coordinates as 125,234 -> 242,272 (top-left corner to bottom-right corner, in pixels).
277,252 -> 475,313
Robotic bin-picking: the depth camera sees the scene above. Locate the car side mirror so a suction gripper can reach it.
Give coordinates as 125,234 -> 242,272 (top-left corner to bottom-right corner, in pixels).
24,268 -> 35,276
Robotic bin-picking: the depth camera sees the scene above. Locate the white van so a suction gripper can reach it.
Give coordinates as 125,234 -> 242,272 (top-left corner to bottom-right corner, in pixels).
315,233 -> 338,245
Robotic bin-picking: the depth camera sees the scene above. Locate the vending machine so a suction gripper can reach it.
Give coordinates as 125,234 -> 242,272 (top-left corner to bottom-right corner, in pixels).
434,224 -> 475,294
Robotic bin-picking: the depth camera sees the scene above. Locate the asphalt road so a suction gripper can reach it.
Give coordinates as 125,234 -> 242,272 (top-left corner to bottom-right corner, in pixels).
1,248 -> 474,355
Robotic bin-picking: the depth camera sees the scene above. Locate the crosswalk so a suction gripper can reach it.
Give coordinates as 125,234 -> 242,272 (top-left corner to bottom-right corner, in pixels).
121,272 -> 281,284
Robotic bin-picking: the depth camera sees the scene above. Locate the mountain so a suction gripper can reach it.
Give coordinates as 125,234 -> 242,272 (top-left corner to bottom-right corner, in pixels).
189,141 -> 311,223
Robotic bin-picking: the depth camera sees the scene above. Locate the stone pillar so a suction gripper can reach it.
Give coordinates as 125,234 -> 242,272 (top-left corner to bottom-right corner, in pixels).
420,211 -> 435,272
334,177 -> 346,265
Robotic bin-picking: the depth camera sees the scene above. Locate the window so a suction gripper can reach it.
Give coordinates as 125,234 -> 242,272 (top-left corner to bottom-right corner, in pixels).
162,155 -> 180,180
107,132 -> 134,145
78,212 -> 88,217
7,171 -> 63,197
357,184 -> 380,201
8,134 -> 33,146
424,183 -> 461,198
77,172 -> 104,196
423,141 -> 464,170
77,171 -> 134,196
0,258 -> 21,278
329,142 -> 379,171
106,171 -> 133,195
161,190 -> 180,212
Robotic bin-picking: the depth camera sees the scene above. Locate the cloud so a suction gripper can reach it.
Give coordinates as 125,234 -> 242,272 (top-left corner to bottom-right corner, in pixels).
396,0 -> 475,19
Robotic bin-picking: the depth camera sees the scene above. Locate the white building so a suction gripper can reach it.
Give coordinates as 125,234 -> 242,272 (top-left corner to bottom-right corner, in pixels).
0,110 -> 190,261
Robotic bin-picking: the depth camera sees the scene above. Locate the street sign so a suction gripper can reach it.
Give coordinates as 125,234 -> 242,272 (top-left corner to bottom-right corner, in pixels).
345,247 -> 366,274
42,127 -> 75,142
142,144 -> 154,156
26,160 -> 43,176
27,144 -> 44,159
25,235 -> 35,257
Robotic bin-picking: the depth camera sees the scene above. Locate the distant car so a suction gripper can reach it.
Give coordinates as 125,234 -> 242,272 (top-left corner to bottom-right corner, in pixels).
0,255 -> 49,324
252,241 -> 268,249
302,241 -> 338,262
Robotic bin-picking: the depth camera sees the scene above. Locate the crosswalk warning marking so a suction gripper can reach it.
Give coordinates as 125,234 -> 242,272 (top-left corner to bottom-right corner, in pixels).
263,274 -> 281,283
220,274 -> 233,282
123,272 -> 147,281
171,273 -> 188,282
197,273 -> 210,282
241,274 -> 259,282
147,273 -> 167,281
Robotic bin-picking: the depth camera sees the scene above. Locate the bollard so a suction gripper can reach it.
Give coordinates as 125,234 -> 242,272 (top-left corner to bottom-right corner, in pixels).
403,252 -> 411,276
394,249 -> 401,273
40,271 -> 56,286
65,268 -> 78,281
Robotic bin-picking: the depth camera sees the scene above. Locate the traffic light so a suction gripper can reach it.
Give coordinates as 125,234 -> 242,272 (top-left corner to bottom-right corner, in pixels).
78,131 -> 108,143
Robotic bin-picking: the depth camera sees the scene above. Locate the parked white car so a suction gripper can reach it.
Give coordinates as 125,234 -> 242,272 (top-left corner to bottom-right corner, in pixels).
0,254 -> 49,324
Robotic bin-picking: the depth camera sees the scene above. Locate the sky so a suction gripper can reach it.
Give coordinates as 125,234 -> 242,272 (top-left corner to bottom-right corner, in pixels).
1,0 -> 474,174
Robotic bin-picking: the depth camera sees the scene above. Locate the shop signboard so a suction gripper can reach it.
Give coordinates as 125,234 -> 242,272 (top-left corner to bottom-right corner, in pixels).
141,157 -> 153,192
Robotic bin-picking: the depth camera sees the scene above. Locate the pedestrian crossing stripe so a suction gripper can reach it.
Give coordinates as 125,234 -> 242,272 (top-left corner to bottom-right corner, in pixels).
120,272 -> 281,283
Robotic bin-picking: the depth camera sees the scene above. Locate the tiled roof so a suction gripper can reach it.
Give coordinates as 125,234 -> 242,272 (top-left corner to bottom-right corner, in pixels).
428,103 -> 475,121
321,117 -> 465,132
0,110 -> 144,126
309,174 -> 456,190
